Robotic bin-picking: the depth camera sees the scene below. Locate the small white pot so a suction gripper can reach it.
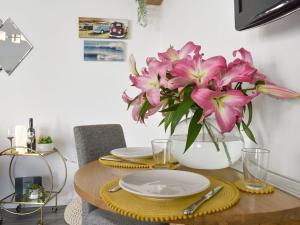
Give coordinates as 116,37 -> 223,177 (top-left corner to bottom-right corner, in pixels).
37,143 -> 54,152
29,190 -> 39,200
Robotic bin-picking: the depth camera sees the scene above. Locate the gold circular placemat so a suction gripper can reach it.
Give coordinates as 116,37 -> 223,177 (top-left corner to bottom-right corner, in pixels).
99,176 -> 240,222
234,180 -> 274,194
99,155 -> 179,169
99,155 -> 154,168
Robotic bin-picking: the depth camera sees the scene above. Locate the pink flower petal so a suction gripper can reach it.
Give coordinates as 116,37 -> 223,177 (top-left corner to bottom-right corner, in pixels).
252,72 -> 274,84
200,56 -> 227,86
233,48 -> 253,65
178,41 -> 201,59
191,88 -> 217,121
146,88 -> 161,106
158,47 -> 178,62
222,90 -> 253,106
215,104 -> 238,133
122,91 -> 132,104
220,61 -> 257,86
129,75 -> 138,86
148,59 -> 171,85
135,72 -> 159,92
167,77 -> 193,90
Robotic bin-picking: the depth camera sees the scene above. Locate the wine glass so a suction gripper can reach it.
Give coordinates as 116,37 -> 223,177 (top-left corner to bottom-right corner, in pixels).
7,128 -> 14,153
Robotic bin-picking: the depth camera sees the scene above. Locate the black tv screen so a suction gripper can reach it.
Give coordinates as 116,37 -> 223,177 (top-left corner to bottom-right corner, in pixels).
234,0 -> 300,31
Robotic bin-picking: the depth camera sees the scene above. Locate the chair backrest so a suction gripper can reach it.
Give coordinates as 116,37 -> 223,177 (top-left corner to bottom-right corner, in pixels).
73,124 -> 126,167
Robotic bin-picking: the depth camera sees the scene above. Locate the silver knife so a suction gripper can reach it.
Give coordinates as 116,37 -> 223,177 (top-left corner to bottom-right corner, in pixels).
183,185 -> 224,215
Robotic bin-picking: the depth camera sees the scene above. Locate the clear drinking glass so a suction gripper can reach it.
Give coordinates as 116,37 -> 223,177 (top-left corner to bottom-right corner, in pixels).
151,139 -> 172,169
242,148 -> 270,190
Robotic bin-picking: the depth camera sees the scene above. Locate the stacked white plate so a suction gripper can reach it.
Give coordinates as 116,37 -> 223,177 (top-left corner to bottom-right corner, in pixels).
110,147 -> 153,159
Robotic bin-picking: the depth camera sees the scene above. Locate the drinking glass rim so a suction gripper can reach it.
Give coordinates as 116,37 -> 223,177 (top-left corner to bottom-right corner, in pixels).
241,148 -> 270,154
151,139 -> 170,144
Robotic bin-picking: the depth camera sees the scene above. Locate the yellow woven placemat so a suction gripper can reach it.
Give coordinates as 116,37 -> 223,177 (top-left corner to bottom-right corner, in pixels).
99,155 -> 179,169
99,176 -> 240,222
99,155 -> 154,168
234,180 -> 274,194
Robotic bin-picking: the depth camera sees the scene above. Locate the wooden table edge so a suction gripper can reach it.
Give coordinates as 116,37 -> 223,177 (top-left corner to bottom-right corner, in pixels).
74,161 -> 300,225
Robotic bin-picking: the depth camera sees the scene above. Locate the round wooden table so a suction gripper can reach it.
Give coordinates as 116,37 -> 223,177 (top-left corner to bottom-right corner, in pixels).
74,161 -> 300,225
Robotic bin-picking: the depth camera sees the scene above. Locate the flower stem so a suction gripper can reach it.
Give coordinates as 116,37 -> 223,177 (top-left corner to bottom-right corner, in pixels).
204,121 -> 220,152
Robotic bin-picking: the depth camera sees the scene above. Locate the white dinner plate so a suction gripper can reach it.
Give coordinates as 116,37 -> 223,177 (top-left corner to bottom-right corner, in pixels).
119,170 -> 210,199
110,147 -> 152,159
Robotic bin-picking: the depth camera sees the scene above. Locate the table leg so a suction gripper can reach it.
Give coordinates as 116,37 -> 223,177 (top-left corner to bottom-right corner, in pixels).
0,206 -> 3,224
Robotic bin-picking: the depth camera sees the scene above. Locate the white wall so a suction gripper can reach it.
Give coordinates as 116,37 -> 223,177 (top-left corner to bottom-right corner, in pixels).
160,0 -> 300,180
0,0 -> 167,205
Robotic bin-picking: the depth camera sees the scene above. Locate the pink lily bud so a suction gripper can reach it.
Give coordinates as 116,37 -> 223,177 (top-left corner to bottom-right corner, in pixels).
129,54 -> 139,76
257,84 -> 300,99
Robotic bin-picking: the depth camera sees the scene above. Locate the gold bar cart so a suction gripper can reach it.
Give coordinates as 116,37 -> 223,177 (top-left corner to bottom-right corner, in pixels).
0,147 -> 67,225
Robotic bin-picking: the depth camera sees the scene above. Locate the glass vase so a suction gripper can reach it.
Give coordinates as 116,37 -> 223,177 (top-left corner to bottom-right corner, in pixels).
170,117 -> 244,169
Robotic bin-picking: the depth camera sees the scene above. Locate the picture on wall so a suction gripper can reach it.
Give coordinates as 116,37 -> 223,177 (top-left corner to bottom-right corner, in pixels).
84,41 -> 126,61
79,17 -> 129,39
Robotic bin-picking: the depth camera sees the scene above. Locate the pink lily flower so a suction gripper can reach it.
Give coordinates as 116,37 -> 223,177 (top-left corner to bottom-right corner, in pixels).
218,59 -> 257,87
158,41 -> 201,63
146,58 -> 171,87
191,88 -> 253,133
171,56 -> 227,88
257,84 -> 300,99
134,69 -> 161,106
122,91 -> 163,122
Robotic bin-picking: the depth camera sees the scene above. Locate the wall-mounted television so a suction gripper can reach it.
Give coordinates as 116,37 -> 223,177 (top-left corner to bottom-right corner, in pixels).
234,0 -> 300,31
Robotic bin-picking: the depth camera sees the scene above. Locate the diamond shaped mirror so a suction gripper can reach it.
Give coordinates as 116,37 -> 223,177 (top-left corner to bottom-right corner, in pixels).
0,18 -> 33,75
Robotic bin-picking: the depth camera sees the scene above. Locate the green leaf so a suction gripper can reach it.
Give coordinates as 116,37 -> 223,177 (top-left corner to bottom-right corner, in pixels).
236,122 -> 241,131
158,118 -> 165,127
164,112 -> 174,132
170,89 -> 194,135
184,109 -> 203,153
138,100 -> 151,123
242,121 -> 257,144
160,104 -> 179,113
247,102 -> 253,127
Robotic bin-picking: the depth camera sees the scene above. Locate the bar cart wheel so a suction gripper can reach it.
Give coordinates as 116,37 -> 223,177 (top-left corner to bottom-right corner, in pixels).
16,204 -> 22,213
37,219 -> 44,225
51,206 -> 58,213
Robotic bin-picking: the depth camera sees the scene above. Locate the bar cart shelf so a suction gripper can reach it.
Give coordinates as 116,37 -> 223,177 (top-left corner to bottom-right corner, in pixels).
0,147 -> 67,225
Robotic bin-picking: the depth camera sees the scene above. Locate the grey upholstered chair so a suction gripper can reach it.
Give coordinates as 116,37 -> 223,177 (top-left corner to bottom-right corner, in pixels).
74,124 -> 168,225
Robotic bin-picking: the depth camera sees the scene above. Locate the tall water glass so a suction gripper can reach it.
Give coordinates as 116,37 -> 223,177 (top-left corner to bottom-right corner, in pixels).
242,148 -> 270,190
151,139 -> 172,169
